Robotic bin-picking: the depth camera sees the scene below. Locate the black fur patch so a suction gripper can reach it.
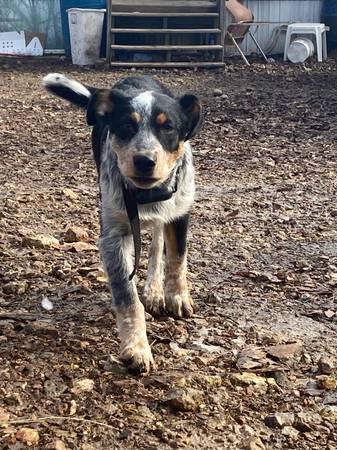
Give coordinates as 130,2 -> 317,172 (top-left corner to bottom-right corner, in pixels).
172,214 -> 190,257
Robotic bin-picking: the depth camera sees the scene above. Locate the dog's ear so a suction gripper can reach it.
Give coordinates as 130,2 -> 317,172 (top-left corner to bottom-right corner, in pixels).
86,89 -> 127,126
179,94 -> 202,141
86,89 -> 114,126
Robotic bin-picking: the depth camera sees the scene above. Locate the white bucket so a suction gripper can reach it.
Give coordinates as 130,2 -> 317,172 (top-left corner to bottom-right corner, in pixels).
287,37 -> 315,63
67,8 -> 105,66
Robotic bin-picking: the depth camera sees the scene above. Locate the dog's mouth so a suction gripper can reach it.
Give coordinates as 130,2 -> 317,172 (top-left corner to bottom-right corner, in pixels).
130,176 -> 162,189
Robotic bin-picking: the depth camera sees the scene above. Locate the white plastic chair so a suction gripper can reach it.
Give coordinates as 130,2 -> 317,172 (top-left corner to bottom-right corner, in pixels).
284,23 -> 329,62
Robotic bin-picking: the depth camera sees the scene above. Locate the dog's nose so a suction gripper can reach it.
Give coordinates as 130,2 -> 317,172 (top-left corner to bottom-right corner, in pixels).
133,154 -> 156,175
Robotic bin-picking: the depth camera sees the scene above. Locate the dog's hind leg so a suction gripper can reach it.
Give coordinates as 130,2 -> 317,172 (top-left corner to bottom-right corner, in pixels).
164,214 -> 194,318
143,220 -> 165,316
100,220 -> 154,373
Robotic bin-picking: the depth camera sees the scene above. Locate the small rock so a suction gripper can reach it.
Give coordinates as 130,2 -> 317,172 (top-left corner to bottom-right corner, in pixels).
71,378 -> 94,394
137,405 -> 155,420
282,426 -> 299,439
316,375 -> 337,390
61,242 -> 97,252
16,427 -> 39,445
169,342 -> 190,356
41,297 -> 54,311
265,412 -> 295,428
54,439 -> 68,450
190,341 -> 225,354
22,234 -> 60,249
62,188 -> 78,200
320,405 -> 337,423
295,411 -> 323,432
0,407 -> 10,423
318,356 -> 335,375
165,388 -> 203,412
69,399 -> 77,416
63,225 -> 89,243
266,342 -> 302,360
231,372 -> 267,387
194,374 -> 222,388
213,88 -> 223,97
246,437 -> 265,450
3,281 -> 28,295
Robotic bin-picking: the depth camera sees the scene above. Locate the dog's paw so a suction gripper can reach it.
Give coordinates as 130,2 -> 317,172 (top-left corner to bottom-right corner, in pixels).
142,287 -> 166,317
165,291 -> 194,318
120,340 -> 155,374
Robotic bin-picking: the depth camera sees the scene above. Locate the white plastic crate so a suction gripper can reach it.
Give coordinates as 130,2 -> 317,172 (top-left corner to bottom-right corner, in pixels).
0,31 -> 43,56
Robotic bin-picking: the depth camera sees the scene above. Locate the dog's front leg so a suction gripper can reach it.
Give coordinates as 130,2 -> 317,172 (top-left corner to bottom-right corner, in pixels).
164,214 -> 194,318
143,220 -> 165,316
100,223 -> 154,373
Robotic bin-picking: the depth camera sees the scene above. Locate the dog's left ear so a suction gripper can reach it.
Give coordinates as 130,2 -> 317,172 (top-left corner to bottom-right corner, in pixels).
86,89 -> 114,126
179,94 -> 202,141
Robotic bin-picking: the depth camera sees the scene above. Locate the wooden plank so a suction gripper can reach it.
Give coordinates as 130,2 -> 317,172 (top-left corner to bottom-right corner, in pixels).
111,44 -> 223,50
110,12 -> 219,17
106,0 -> 112,63
111,28 -> 222,33
219,0 -> 225,62
109,61 -> 225,67
110,1 -> 217,13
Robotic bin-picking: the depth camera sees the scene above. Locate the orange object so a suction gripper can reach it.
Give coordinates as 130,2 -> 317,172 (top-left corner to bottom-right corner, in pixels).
225,0 -> 253,44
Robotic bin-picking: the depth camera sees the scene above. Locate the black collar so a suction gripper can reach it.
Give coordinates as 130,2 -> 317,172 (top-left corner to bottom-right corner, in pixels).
133,178 -> 178,205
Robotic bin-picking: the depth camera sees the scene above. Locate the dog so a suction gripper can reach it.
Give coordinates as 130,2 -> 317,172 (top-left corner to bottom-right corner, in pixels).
42,73 -> 202,373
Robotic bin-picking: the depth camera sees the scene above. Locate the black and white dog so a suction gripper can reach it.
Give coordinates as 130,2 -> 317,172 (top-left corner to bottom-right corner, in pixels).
43,73 -> 202,373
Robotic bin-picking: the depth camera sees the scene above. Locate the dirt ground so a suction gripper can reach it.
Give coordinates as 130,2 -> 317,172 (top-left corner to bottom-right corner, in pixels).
1,57 -> 337,450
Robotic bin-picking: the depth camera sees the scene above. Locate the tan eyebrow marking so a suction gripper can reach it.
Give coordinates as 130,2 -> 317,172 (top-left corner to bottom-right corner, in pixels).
156,112 -> 167,125
130,111 -> 141,123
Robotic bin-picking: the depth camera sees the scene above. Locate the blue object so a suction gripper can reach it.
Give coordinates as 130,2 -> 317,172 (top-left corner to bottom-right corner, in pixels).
322,0 -> 337,49
322,0 -> 337,15
59,0 -> 107,58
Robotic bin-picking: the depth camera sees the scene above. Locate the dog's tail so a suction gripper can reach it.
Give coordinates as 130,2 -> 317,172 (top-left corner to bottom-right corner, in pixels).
42,73 -> 95,108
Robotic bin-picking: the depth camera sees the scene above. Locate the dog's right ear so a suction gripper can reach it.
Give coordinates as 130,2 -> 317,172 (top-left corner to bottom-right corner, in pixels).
86,89 -> 114,126
86,89 -> 127,126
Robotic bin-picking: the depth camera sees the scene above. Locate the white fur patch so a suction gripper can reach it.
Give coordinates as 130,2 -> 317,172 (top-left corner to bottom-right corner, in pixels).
42,73 -> 91,98
131,91 -> 154,117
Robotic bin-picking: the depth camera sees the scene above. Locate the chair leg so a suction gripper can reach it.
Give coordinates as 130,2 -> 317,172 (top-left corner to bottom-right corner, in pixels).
248,31 -> 269,63
323,31 -> 328,59
316,29 -> 323,62
284,29 -> 292,61
229,33 -> 250,66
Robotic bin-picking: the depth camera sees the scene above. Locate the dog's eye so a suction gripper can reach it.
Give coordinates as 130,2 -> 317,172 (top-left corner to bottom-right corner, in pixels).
161,122 -> 174,131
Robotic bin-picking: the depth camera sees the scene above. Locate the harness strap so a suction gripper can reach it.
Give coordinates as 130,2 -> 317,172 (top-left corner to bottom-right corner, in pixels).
122,167 -> 180,280
122,184 -> 141,281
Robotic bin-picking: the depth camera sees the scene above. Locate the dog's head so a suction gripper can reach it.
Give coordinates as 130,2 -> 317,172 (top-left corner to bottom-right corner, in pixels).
43,74 -> 202,189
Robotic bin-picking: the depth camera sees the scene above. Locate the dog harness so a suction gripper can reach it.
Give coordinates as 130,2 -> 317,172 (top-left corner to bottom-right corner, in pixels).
122,173 -> 179,280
